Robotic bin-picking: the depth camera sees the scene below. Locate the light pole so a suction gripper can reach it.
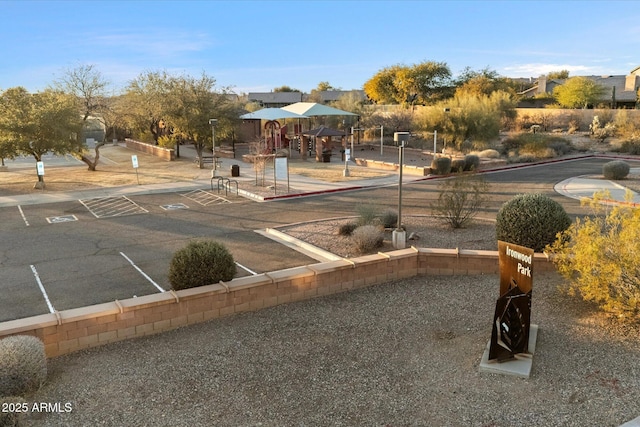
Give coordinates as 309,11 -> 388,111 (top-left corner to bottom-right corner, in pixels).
393,132 -> 410,249
343,121 -> 350,177
209,118 -> 218,174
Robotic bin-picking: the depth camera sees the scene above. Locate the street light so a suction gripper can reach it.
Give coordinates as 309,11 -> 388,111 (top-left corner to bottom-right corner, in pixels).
209,118 -> 218,174
343,120 -> 350,177
393,131 -> 410,249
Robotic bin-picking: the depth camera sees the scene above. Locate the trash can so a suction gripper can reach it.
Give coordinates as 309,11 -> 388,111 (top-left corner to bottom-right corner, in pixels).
322,152 -> 331,163
231,164 -> 240,177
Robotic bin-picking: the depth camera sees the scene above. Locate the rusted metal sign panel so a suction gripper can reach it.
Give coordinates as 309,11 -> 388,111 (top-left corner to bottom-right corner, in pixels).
489,241 -> 535,361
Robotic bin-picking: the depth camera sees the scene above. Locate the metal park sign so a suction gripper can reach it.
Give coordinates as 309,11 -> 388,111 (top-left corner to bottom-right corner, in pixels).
489,241 -> 534,362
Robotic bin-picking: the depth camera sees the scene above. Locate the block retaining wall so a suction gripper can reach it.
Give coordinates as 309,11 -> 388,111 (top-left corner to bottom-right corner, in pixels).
125,138 -> 175,161
0,248 -> 556,358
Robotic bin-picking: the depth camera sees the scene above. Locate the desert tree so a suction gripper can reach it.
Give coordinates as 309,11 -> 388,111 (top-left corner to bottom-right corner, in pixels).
364,61 -> 452,106
54,64 -> 111,170
0,87 -> 82,185
553,76 -> 606,109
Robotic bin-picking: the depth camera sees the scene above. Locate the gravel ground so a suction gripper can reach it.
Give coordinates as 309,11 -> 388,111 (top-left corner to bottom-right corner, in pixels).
19,272 -> 640,427
281,216 -> 498,258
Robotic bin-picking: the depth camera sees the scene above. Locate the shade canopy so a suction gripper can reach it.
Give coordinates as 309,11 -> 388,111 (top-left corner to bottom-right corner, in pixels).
281,102 -> 357,117
239,108 -> 308,120
301,126 -> 347,138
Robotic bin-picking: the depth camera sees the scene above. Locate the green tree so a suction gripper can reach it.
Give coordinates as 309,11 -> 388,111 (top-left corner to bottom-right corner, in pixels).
416,91 -> 516,150
164,73 -> 237,168
553,76 -> 606,109
547,70 -> 570,80
548,190 -> 640,315
123,71 -> 239,168
273,85 -> 300,92
121,70 -> 170,144
454,67 -> 518,98
0,87 -> 82,185
54,64 -> 110,170
364,61 -> 452,106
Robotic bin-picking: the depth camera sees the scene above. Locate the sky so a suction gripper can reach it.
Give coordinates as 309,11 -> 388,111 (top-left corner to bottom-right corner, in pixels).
1,0 -> 639,95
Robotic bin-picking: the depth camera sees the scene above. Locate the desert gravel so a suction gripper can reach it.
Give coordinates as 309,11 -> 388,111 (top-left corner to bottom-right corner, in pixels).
19,261 -> 640,426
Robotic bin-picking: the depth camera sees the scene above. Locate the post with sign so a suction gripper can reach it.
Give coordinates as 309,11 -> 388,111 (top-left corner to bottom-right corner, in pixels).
480,240 -> 538,378
131,155 -> 140,185
35,161 -> 45,189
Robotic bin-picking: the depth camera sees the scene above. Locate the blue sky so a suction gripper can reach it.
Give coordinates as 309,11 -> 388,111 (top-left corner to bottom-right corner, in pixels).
1,0 -> 638,94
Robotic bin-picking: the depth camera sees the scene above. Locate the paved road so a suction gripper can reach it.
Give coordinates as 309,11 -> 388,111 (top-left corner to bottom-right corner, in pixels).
1,155 -> 639,322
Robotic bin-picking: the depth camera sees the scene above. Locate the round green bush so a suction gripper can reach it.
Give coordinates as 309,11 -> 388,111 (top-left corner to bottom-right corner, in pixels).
0,336 -> 47,397
450,159 -> 466,173
352,225 -> 384,254
430,156 -> 451,175
169,240 -> 236,291
463,154 -> 480,171
602,160 -> 630,180
496,193 -> 571,252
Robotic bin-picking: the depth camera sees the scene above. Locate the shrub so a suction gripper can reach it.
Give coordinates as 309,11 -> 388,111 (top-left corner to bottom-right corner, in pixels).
495,193 -> 571,252
355,204 -> 380,226
619,140 -> 640,155
475,149 -> 500,159
379,209 -> 398,229
338,222 -> 358,236
603,160 -> 630,180
430,156 -> 451,175
0,336 -> 47,397
450,159 -> 466,173
463,154 -> 480,171
547,190 -> 640,315
510,154 -> 537,164
432,173 -> 489,229
547,140 -> 572,156
352,225 -> 384,254
168,240 -> 236,290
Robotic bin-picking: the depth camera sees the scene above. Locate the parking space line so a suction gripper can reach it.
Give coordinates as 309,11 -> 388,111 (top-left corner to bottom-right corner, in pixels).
18,205 -> 29,226
30,265 -> 55,313
235,261 -> 258,275
120,252 -> 165,293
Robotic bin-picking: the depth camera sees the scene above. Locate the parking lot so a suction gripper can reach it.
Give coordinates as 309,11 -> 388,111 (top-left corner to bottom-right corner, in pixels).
0,189 -> 320,322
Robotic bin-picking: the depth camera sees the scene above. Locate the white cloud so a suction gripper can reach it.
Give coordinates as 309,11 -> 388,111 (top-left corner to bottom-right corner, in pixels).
502,63 -> 601,77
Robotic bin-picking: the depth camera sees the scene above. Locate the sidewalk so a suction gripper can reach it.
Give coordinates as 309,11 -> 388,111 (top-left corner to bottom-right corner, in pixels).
555,167 -> 640,206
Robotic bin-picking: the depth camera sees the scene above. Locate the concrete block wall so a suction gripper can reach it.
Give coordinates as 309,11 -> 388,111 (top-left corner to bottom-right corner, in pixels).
125,138 -> 175,161
0,248 -> 556,358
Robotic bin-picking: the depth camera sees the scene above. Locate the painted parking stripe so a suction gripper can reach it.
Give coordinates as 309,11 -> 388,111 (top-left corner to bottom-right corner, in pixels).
30,265 -> 55,313
235,261 -> 258,276
120,252 -> 165,293
18,205 -> 29,226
